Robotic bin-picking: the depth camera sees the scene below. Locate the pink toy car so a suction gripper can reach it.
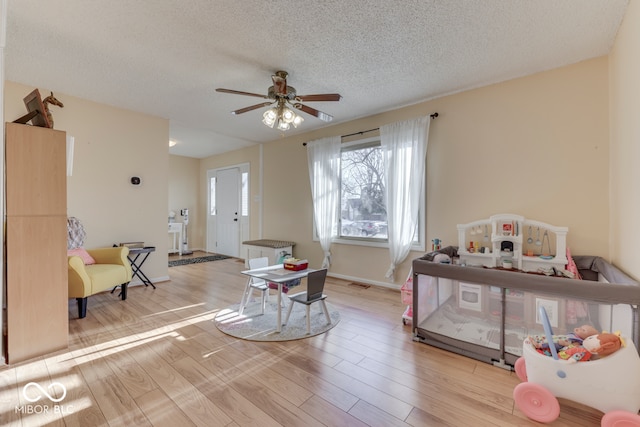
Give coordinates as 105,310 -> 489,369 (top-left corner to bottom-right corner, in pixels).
513,308 -> 640,425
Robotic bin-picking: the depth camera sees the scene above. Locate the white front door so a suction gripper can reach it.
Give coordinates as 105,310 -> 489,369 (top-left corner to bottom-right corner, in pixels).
210,167 -> 240,257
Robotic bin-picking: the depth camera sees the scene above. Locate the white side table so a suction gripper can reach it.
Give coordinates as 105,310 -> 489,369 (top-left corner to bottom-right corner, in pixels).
168,222 -> 183,255
241,239 -> 295,267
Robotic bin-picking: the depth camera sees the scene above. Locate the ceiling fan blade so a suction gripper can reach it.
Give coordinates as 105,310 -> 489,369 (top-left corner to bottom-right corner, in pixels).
216,88 -> 268,99
295,94 -> 342,102
293,103 -> 334,122
231,102 -> 274,115
271,71 -> 288,95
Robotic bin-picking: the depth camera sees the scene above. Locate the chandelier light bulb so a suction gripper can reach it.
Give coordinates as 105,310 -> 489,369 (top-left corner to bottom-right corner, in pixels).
264,109 -> 277,121
277,120 -> 290,131
282,107 -> 295,123
262,108 -> 277,128
292,115 -> 304,128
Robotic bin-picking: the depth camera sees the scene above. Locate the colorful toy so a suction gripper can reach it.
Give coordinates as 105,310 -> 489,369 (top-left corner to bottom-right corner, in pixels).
557,344 -> 591,363
513,307 -> 640,425
528,324 -> 598,351
534,330 -> 624,364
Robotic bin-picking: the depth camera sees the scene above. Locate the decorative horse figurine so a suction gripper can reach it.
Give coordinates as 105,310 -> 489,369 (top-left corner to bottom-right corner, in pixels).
42,92 -> 64,128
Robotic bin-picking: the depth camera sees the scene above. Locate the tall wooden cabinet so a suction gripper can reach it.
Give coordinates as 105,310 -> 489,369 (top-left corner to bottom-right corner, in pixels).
4,122 -> 68,363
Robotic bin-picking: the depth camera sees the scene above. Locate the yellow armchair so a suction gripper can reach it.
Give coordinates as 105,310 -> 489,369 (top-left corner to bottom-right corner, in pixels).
68,246 -> 132,318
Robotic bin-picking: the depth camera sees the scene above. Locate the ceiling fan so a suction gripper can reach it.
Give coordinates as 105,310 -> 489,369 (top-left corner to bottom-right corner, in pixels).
216,70 -> 342,130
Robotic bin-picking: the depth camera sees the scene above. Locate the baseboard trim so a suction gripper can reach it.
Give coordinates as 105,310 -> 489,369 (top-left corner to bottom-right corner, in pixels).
327,272 -> 400,290
131,270 -> 398,291
130,275 -> 170,287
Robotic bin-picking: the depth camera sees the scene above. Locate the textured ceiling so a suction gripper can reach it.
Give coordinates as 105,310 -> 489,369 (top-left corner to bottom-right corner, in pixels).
4,1 -> 629,158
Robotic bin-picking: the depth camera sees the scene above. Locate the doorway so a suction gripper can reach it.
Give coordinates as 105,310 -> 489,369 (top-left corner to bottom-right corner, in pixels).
207,164 -> 249,257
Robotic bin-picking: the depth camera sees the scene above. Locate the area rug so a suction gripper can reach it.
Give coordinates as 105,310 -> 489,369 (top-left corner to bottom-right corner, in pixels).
214,300 -> 340,341
168,254 -> 230,267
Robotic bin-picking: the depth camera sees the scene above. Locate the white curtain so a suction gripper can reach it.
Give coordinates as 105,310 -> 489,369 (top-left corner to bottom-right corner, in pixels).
381,116 -> 430,280
307,136 -> 341,268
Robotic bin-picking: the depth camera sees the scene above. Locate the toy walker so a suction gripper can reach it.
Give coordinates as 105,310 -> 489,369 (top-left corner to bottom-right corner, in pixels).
513,307 -> 640,425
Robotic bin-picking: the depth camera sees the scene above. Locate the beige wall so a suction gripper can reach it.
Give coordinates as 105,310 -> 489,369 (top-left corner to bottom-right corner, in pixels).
169,155 -> 201,250
610,1 -> 640,280
203,57 -> 610,288
2,47 -> 618,291
4,81 -> 171,284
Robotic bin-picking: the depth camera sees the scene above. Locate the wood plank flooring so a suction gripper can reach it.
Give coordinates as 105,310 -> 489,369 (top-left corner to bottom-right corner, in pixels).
0,252 -> 604,426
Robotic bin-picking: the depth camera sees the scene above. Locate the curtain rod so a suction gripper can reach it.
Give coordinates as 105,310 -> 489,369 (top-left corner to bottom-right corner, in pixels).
303,112 -> 438,146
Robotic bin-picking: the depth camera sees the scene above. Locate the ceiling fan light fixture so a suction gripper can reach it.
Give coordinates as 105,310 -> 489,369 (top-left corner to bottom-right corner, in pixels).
262,108 -> 277,128
277,120 -> 290,131
281,107 -> 296,123
219,70 -> 340,131
292,115 -> 304,128
261,103 -> 303,131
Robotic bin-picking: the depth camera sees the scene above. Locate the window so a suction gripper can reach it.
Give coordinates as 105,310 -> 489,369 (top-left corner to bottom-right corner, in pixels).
340,139 -> 388,241
338,136 -> 424,247
241,172 -> 249,216
210,176 -> 216,215
210,172 -> 249,216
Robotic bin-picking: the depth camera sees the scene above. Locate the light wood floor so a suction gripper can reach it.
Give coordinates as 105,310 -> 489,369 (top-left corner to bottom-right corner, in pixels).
1,253 -> 603,426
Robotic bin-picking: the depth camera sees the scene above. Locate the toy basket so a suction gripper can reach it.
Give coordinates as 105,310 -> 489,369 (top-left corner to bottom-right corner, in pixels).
513,307 -> 640,425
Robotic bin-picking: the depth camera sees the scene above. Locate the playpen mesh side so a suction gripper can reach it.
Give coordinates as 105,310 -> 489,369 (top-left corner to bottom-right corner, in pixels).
415,273 -> 635,360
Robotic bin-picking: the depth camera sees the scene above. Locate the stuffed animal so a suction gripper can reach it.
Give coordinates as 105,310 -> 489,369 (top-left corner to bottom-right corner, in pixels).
529,324 -> 599,351
432,253 -> 451,264
582,332 -> 624,358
